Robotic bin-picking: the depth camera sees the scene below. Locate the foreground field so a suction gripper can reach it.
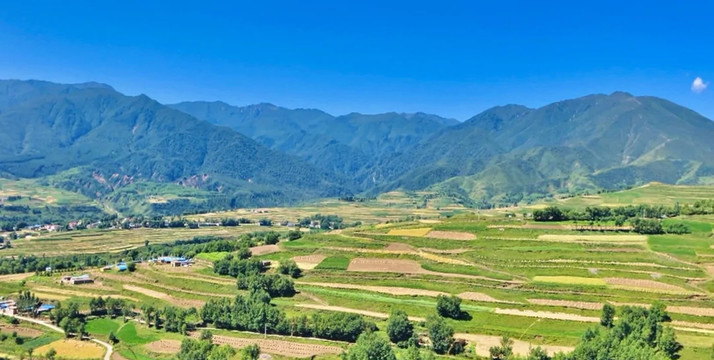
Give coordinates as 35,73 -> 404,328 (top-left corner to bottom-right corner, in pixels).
1,186 -> 714,359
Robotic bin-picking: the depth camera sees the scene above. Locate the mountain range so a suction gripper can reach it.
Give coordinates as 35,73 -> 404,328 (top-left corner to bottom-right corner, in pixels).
2,79 -> 713,214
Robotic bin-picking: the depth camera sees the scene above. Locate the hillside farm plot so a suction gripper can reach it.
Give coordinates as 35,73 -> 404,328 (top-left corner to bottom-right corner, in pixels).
292,254 -> 327,270
603,277 -> 695,295
532,276 -> 608,286
456,333 -> 574,357
250,244 -> 281,256
123,284 -> 205,308
386,227 -> 432,237
426,230 -> 477,240
195,333 -> 344,357
35,339 -> 106,359
536,234 -> 648,243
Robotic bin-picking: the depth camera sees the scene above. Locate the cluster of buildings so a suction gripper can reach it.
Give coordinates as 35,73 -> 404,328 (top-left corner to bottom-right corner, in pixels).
153,256 -> 192,267
0,300 -> 17,315
60,274 -> 94,285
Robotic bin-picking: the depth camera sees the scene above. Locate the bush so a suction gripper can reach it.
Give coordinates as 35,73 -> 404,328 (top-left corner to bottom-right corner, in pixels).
344,331 -> 396,360
436,295 -> 463,319
386,310 -> 413,345
287,230 -> 302,241
425,315 -> 453,354
277,260 -> 302,278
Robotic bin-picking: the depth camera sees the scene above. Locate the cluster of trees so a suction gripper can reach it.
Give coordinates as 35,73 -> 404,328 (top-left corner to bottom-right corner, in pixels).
680,199 -> 714,215
51,301 -> 86,337
88,297 -> 132,319
176,331 -> 238,360
237,274 -> 295,297
201,290 -> 375,342
533,205 -> 691,234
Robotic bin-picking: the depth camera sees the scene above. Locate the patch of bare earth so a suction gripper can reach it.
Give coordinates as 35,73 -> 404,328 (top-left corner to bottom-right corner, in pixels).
0,272 -> 34,282
250,244 -> 281,256
426,231 -> 476,240
111,353 -> 130,360
603,278 -> 690,294
146,339 -> 182,354
298,282 -> 447,297
192,333 -> 343,357
420,248 -> 469,254
493,308 -> 599,323
0,325 -> 43,337
527,299 -> 603,310
297,304 -> 425,322
346,258 -> 514,283
455,333 -> 573,357
458,292 -> 516,304
123,284 -> 205,308
292,255 -> 327,270
384,243 -> 417,252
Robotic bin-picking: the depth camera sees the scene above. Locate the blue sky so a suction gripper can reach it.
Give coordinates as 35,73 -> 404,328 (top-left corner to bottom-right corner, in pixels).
0,1 -> 712,120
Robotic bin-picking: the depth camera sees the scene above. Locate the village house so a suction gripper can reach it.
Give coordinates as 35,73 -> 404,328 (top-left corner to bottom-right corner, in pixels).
0,300 -> 17,316
61,274 -> 94,285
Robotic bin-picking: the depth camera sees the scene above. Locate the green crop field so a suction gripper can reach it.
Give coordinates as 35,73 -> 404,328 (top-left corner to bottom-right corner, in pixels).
1,185 -> 714,359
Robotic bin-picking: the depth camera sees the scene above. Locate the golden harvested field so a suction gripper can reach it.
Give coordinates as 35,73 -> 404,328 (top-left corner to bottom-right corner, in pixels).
532,276 -> 608,286
35,339 -> 105,359
386,227 -> 432,237
425,230 -> 476,240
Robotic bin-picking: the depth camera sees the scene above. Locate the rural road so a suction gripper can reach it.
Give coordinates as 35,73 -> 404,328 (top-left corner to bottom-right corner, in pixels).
11,314 -> 113,360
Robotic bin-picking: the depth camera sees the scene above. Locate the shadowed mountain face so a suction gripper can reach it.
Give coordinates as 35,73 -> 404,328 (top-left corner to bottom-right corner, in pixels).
0,80 -> 348,211
2,79 -> 714,212
169,101 -> 458,188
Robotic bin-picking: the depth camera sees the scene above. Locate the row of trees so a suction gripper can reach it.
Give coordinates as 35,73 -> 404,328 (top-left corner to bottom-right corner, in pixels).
533,205 -> 691,234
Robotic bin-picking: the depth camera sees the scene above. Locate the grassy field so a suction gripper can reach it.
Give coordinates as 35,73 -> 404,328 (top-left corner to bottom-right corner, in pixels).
1,185 -> 714,359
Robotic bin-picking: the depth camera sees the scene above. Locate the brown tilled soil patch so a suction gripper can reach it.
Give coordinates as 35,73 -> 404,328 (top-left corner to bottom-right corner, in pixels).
456,333 -> 574,357
0,325 -> 43,337
145,339 -> 182,354
298,281 -> 447,297
494,308 -> 599,323
426,231 -> 476,240
297,304 -> 425,322
292,255 -> 327,270
384,243 -> 417,252
0,272 -> 34,282
586,248 -> 644,253
111,353 -> 130,360
347,258 -> 426,273
191,333 -> 343,357
458,292 -> 515,304
527,299 -> 603,310
603,278 -> 690,293
123,284 -> 205,308
668,306 -> 714,317
347,258 -> 514,283
31,286 -> 139,302
420,248 -> 470,254
250,244 -> 281,256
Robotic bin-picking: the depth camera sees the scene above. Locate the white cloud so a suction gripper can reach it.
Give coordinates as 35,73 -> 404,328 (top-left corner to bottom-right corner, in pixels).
691,77 -> 708,93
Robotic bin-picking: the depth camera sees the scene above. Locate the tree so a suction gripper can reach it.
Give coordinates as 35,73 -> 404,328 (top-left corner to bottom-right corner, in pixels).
436,295 -> 463,319
46,348 -> 57,360
386,310 -> 413,345
127,262 -> 137,272
259,219 -> 272,227
242,344 -> 260,360
264,232 -> 280,245
600,304 -> 615,328
108,331 -> 119,344
526,346 -> 550,360
344,331 -> 396,360
287,230 -> 302,241
277,260 -> 302,278
489,336 -> 513,360
425,314 -> 453,354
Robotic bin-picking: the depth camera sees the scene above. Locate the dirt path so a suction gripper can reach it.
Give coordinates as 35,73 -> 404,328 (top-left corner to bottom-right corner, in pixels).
296,304 -> 425,322
455,333 -> 574,357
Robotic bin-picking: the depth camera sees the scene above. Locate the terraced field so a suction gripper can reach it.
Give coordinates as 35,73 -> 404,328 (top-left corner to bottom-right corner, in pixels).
2,188 -> 714,359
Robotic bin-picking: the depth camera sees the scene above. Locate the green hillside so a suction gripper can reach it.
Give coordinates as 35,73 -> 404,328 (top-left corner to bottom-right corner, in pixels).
0,80 -> 349,214
170,101 -> 458,188
380,92 -> 714,206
